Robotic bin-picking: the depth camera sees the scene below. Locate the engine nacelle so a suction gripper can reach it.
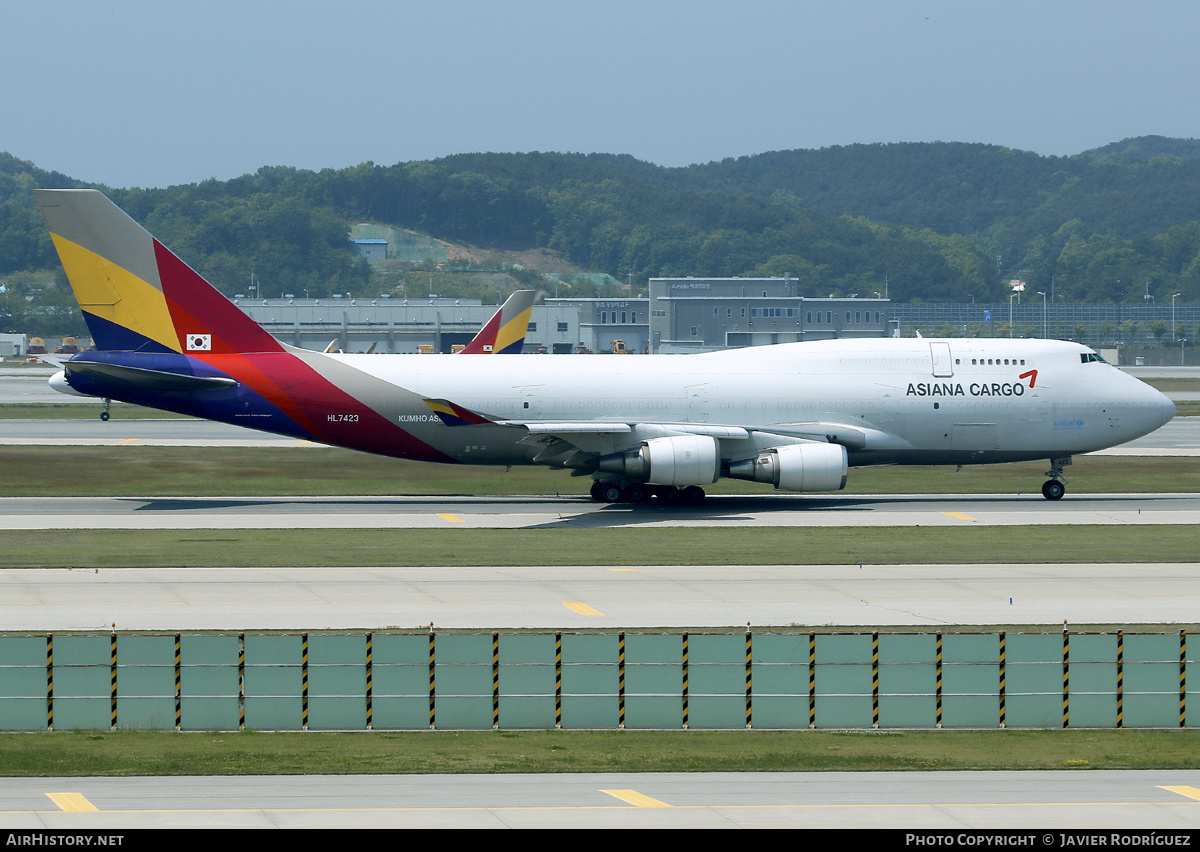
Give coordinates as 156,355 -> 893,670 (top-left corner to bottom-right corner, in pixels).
726,442 -> 847,492
597,435 -> 720,486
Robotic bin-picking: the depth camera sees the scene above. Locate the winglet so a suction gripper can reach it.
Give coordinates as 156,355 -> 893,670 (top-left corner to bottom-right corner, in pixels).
459,290 -> 538,354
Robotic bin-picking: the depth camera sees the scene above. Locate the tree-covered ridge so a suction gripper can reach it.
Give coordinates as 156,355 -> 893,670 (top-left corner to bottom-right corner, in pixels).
4,138 -> 1200,312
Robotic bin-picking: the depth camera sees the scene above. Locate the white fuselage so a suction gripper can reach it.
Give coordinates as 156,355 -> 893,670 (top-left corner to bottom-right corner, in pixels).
319,337 -> 1174,467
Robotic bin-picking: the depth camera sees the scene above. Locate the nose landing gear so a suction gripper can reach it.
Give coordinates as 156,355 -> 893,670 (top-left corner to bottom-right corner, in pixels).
1041,456 -> 1071,500
99,398 -> 111,421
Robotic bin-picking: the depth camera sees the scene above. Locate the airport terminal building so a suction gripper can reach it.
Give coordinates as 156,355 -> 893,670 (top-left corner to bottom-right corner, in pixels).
227,278 -> 890,355
116,278 -> 1200,362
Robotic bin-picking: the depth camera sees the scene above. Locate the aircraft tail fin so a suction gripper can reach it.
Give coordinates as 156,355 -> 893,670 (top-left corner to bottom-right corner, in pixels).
34,189 -> 283,355
459,289 -> 538,354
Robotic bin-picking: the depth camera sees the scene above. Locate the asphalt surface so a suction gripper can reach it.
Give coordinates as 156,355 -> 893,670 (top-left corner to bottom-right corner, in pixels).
3,771 -> 1200,829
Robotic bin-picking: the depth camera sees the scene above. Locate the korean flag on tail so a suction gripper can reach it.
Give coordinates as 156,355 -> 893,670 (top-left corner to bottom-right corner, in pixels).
186,333 -> 212,351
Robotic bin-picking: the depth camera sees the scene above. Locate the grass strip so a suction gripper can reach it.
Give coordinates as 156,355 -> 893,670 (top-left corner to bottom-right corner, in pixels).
1,446 -> 1198,497
1,729 -> 1198,776
0,526 -> 1196,569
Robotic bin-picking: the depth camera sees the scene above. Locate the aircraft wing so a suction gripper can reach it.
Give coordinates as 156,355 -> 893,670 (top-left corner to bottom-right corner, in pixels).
421,397 -> 901,449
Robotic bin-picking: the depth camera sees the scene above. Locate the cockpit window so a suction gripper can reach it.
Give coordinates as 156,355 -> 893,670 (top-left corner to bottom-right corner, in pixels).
1081,351 -> 1107,364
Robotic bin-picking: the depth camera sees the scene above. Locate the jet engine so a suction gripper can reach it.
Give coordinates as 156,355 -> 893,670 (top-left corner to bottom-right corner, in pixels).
597,435 -> 720,486
726,442 -> 847,492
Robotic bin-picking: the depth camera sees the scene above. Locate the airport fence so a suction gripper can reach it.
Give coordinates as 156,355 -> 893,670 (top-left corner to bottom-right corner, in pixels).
0,630 -> 1193,731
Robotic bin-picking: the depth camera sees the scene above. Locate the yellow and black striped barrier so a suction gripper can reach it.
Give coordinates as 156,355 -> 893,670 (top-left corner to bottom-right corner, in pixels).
5,628 -> 1194,732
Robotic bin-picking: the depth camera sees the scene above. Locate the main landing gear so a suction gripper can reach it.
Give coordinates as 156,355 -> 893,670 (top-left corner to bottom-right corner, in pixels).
590,480 -> 706,506
1041,456 -> 1071,501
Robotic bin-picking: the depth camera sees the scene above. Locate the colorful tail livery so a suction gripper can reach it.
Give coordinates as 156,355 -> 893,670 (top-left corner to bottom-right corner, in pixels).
36,189 -> 450,461
459,289 -> 537,354
37,189 -> 1175,503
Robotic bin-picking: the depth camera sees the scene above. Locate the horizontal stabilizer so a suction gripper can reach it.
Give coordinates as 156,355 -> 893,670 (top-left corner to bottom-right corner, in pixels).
66,360 -> 239,393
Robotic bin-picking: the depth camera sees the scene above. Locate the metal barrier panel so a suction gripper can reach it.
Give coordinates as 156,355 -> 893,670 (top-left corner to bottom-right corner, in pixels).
370,634 -> 428,729
434,633 -> 493,730
560,633 -> 617,728
115,635 -> 175,730
179,635 -> 240,731
878,634 -> 937,728
751,633 -> 808,728
308,635 -> 367,731
814,634 -> 873,728
243,635 -> 302,730
1069,634 -> 1118,729
1187,639 -> 1198,730
498,634 -> 556,729
0,637 -> 49,731
1005,634 -> 1062,727
1124,634 -> 1181,728
687,634 -> 746,729
940,633 -> 1000,728
624,633 -> 682,729
53,636 -> 110,730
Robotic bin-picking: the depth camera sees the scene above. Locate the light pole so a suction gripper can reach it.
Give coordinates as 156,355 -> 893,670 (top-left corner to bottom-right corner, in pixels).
1173,293 -> 1182,339
1037,291 -> 1046,338
1009,293 -> 1015,337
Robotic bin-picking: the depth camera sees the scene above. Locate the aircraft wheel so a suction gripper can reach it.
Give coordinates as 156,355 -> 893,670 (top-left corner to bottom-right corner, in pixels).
1041,480 -> 1065,501
625,484 -> 650,503
590,481 -> 606,502
656,486 -> 681,506
681,485 -> 706,506
99,411 -> 110,422
601,484 -> 624,503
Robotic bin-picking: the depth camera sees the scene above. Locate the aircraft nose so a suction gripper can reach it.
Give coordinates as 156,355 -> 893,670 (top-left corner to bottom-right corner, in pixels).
1161,393 -> 1177,426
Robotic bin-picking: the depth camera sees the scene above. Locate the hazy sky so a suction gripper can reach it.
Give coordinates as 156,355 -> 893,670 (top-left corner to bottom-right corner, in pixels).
5,1 -> 1200,189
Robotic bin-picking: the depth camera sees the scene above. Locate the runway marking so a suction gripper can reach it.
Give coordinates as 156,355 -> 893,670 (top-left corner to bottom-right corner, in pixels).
436,513 -> 464,523
117,438 -> 140,445
9,798 -> 1200,819
1160,785 -> 1200,801
942,511 -> 977,521
46,792 -> 98,812
563,601 -> 603,616
611,568 -> 643,573
601,789 -> 672,808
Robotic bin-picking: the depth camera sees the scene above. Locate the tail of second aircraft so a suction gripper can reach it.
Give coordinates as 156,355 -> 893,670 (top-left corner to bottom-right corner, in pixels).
459,289 -> 538,354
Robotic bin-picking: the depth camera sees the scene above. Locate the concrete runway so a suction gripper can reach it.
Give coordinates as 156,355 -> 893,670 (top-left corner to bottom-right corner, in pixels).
2,492 -> 1199,530
4,771 -> 1200,829
3,561 -> 1198,631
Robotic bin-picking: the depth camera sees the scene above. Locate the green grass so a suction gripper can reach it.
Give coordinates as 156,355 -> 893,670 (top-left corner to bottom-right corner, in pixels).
1,445 -> 1197,497
1143,378 -> 1200,391
0,525 -> 1195,569
2,729 -> 1199,776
